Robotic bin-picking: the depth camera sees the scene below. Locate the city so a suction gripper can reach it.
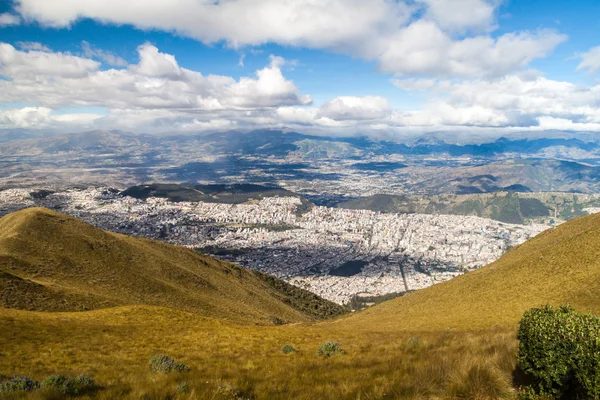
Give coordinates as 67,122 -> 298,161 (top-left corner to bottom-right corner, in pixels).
0,187 -> 547,304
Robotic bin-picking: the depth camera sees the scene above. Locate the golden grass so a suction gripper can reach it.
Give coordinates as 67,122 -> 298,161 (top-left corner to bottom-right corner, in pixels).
0,208 -> 344,324
0,306 -> 518,399
6,209 -> 600,397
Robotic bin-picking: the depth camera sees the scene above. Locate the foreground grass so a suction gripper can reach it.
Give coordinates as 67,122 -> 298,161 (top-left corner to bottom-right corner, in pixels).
0,306 -> 518,399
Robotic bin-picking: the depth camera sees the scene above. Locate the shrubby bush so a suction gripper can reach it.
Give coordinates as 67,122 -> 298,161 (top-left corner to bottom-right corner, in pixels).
317,342 -> 343,357
281,344 -> 296,354
149,354 -> 189,373
41,374 -> 97,396
177,381 -> 190,394
0,375 -> 40,393
407,337 -> 421,346
517,304 -> 600,399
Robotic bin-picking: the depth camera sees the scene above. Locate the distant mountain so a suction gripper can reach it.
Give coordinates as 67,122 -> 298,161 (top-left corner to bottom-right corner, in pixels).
0,208 -> 345,323
3,129 -> 600,160
340,210 -> 600,330
337,192 -> 551,224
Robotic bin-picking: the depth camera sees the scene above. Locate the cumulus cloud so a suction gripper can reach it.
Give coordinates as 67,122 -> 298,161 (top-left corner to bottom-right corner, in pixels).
0,13 -> 20,27
577,46 -> 600,74
421,0 -> 496,32
0,42 -> 310,111
81,40 -> 127,67
0,41 -> 314,131
378,22 -> 566,78
0,107 -> 102,129
15,41 -> 51,52
12,0 -> 564,79
0,42 -> 100,79
318,96 -> 391,121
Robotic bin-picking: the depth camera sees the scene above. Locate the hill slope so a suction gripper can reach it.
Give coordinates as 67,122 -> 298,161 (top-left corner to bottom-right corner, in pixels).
338,212 -> 600,331
0,208 -> 345,324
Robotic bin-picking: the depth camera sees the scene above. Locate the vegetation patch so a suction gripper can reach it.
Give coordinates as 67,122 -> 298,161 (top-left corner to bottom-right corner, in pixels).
0,375 -> 40,393
41,374 -> 97,396
149,355 -> 189,374
317,342 -> 343,357
281,344 -> 296,354
518,305 -> 600,399
177,381 -> 191,394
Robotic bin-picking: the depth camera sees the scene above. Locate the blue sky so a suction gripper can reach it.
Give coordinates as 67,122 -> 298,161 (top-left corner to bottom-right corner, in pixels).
0,0 -> 599,137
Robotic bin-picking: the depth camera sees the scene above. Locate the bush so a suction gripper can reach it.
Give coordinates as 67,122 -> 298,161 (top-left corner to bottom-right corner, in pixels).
517,305 -> 600,399
407,337 -> 421,346
149,354 -> 189,373
177,381 -> 190,394
0,375 -> 40,393
41,374 -> 97,396
317,342 -> 343,357
281,344 -> 296,354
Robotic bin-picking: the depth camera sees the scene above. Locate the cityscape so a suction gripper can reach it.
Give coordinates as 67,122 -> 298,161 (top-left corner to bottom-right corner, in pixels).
0,187 -> 546,304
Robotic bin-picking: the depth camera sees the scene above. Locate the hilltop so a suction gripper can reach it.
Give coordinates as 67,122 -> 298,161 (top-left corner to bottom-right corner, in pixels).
338,211 -> 600,331
0,208 -> 345,324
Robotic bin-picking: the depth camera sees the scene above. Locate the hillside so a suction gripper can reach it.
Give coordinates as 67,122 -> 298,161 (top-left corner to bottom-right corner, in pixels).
6,209 -> 600,397
337,191 -> 599,224
337,211 -> 600,331
0,208 -> 345,324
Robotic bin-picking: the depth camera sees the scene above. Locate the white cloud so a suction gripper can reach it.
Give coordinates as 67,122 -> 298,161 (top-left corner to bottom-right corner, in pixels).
0,107 -> 102,129
81,41 -> 127,67
0,42 -> 313,131
378,22 -> 566,78
15,41 -> 51,52
0,42 -> 310,111
421,0 -> 496,32
318,96 -> 391,121
0,13 -> 20,27
577,46 -> 600,74
0,42 -> 100,79
12,0 -> 564,79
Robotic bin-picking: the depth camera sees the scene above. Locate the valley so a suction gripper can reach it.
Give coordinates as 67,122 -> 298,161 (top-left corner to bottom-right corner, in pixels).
0,187 -> 546,305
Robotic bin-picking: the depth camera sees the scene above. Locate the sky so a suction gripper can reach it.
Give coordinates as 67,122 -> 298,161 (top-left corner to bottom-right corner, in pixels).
0,0 -> 599,139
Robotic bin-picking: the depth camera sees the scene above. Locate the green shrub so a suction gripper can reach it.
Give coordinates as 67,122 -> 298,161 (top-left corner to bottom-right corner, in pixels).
41,374 -> 97,396
149,354 -> 189,373
281,344 -> 296,354
317,342 -> 343,357
407,337 -> 421,346
177,381 -> 190,394
517,305 -> 600,399
0,375 -> 40,393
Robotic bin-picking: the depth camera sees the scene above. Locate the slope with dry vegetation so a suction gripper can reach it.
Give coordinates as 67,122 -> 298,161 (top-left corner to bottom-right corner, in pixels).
3,208 -> 600,398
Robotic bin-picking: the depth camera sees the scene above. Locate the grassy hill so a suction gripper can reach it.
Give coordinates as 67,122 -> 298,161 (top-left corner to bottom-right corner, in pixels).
5,209 -> 600,398
336,191 -> 599,224
0,208 -> 345,324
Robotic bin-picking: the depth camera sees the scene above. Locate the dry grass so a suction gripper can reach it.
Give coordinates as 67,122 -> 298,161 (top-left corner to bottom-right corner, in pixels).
0,208 -> 344,323
5,208 -> 600,398
0,306 -> 518,399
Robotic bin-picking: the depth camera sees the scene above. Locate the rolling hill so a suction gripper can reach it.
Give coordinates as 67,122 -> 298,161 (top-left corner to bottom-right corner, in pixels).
0,208 -> 345,324
5,208 -> 600,398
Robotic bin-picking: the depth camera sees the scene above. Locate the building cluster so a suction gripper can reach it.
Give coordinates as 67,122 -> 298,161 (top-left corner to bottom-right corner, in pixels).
0,187 -> 548,305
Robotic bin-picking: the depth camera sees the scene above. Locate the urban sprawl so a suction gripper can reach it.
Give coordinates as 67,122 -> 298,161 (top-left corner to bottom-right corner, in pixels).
0,188 -> 548,304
